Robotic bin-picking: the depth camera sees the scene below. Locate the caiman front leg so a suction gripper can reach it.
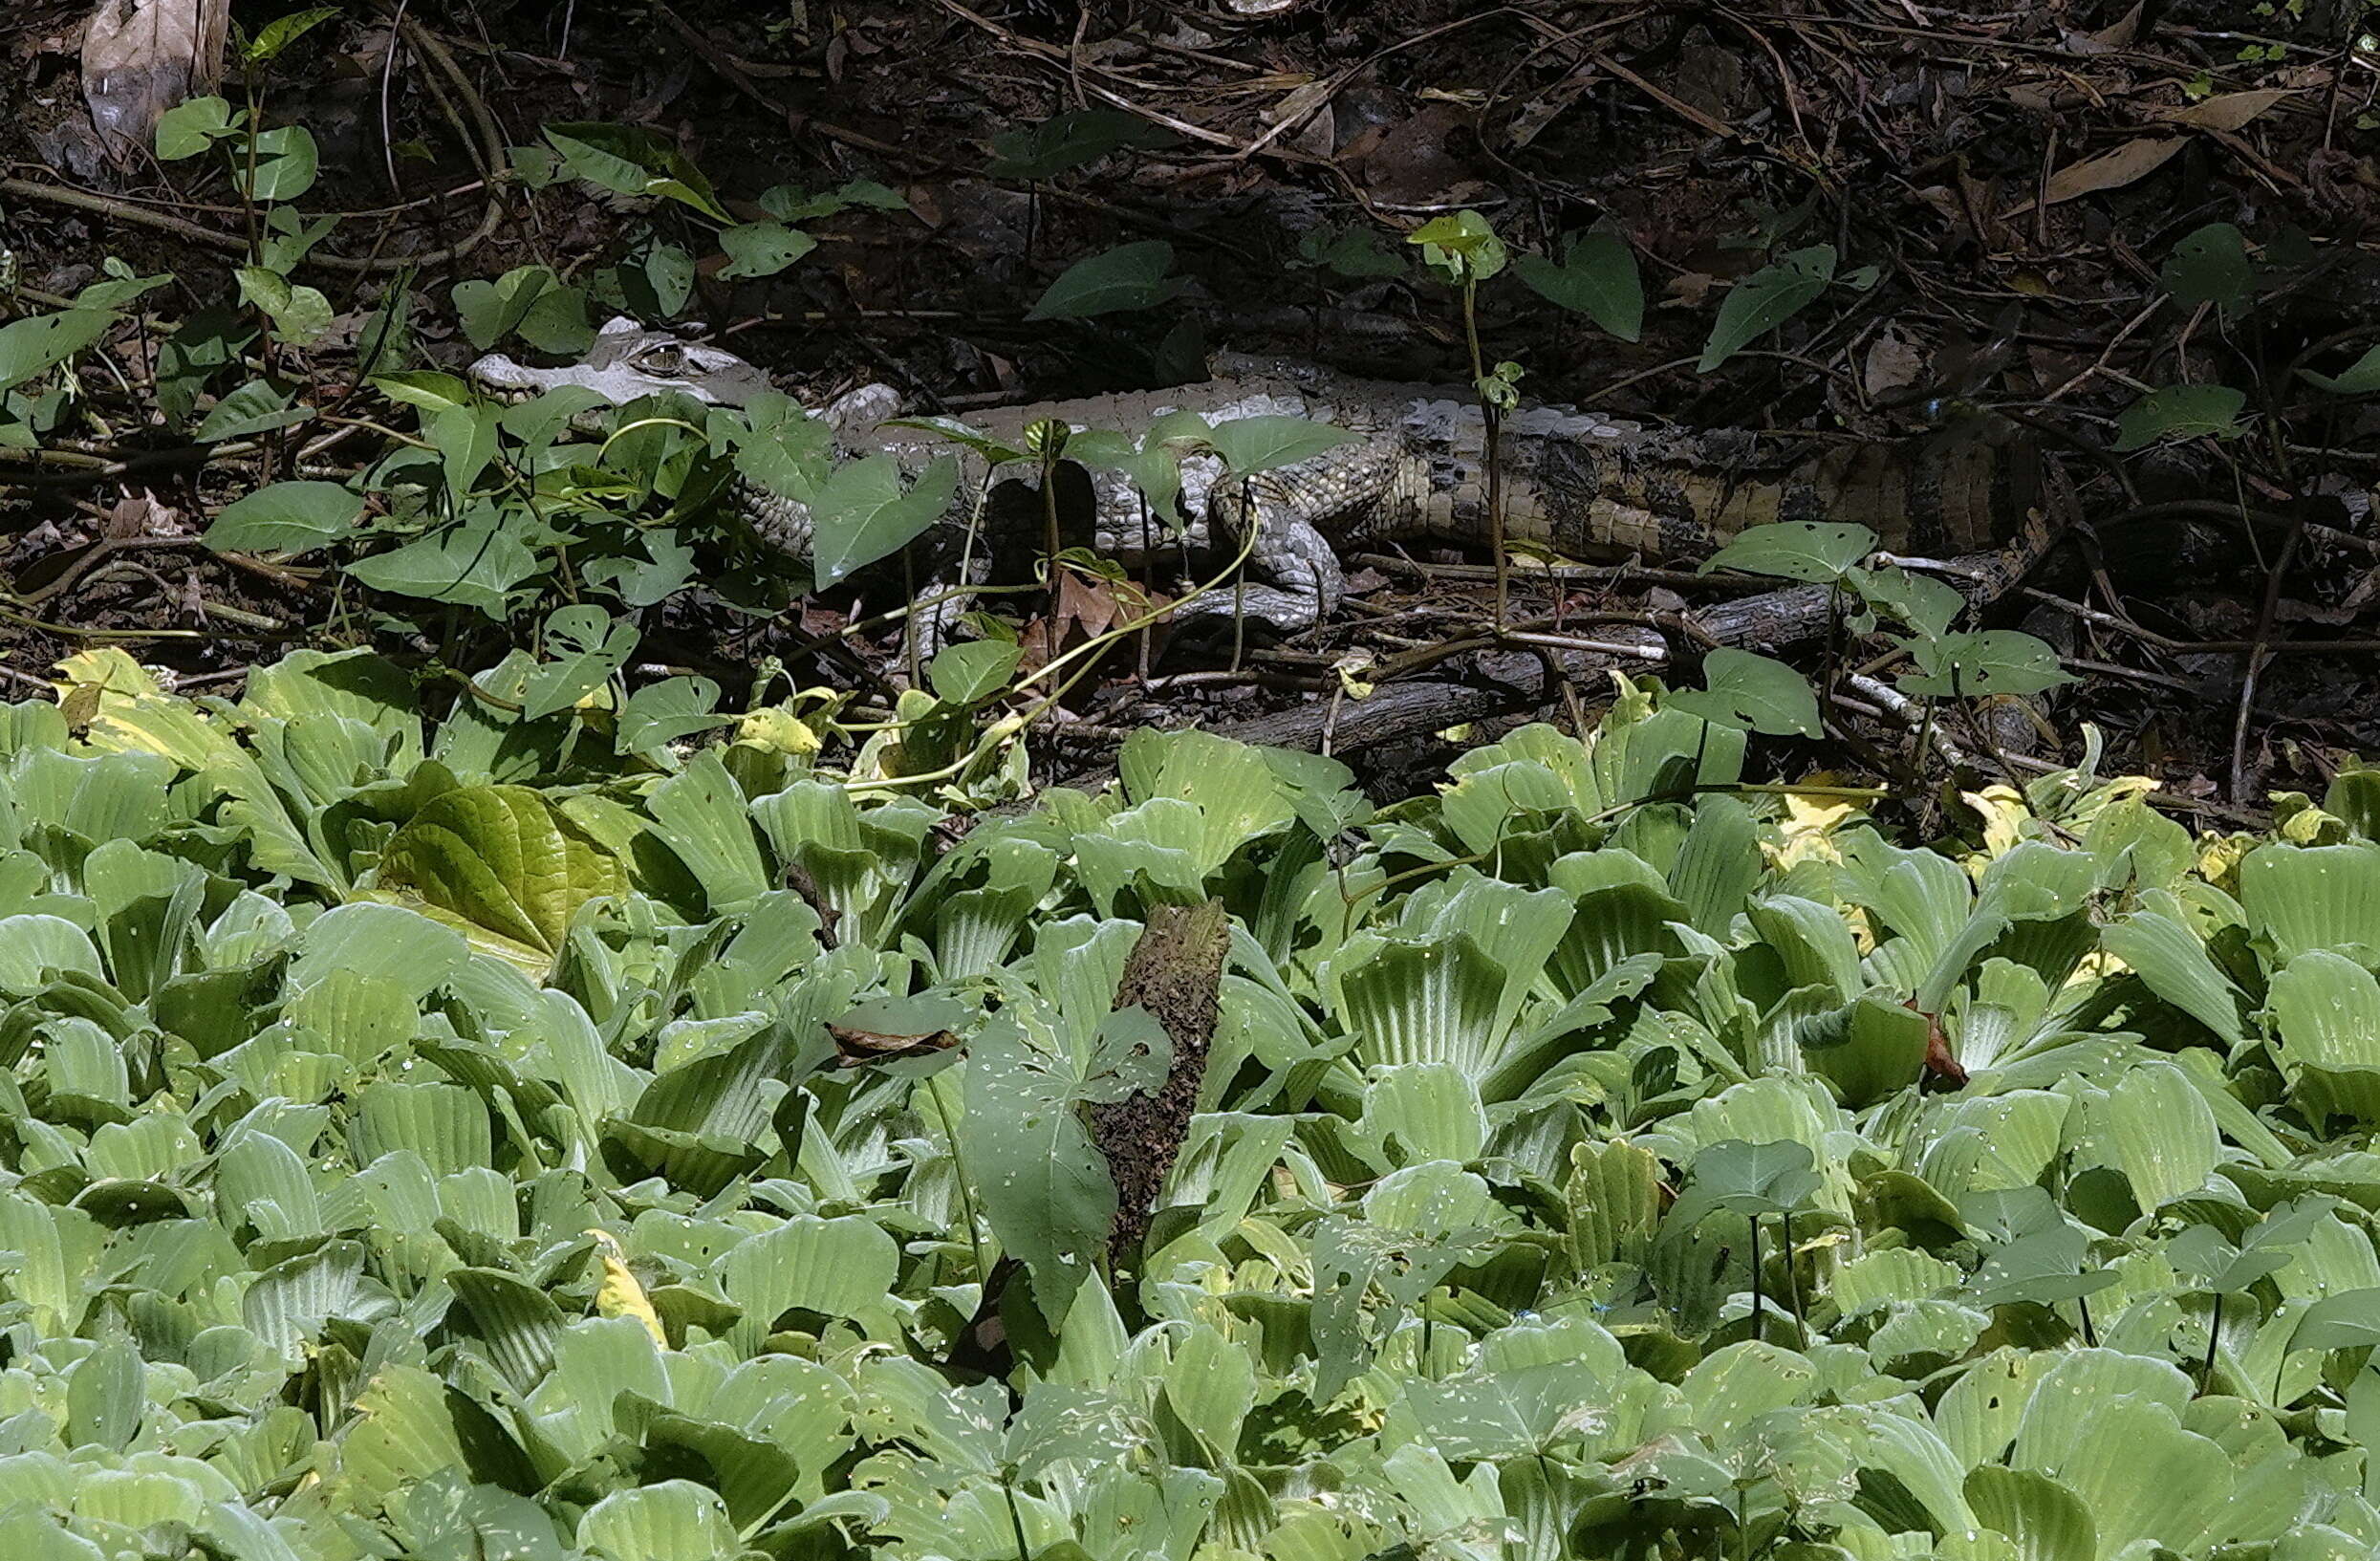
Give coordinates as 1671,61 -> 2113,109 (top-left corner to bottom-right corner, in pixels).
735,382 -> 984,669
1177,436 -> 1406,635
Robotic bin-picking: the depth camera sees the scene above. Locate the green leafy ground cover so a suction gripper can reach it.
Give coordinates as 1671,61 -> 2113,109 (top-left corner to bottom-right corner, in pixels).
9,647 -> 2380,1560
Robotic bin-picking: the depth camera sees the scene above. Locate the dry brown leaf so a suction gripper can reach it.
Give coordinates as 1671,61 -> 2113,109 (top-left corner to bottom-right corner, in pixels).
824,1024 -> 959,1068
2064,0 -> 2140,53
1863,330 -> 1926,401
82,0 -> 228,163
2038,136 -> 2184,206
2151,89 -> 2297,133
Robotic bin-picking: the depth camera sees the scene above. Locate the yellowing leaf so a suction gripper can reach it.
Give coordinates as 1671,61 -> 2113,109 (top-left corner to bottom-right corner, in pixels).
1962,784 -> 2030,858
1334,653 -> 1377,700
2197,831 -> 2255,892
739,706 -> 823,755
1770,788 -> 1858,869
53,647 -> 165,702
587,1229 -> 666,1347
2070,948 -> 2128,986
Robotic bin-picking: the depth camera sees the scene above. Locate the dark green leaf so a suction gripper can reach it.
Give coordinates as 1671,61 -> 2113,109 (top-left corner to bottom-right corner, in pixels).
1204,416 -> 1356,475
155,96 -> 239,159
204,481 -> 362,555
1513,231 -> 1644,342
928,641 -> 1025,705
2301,344 -> 2380,396
718,223 -> 818,280
245,6 -> 340,62
542,123 -> 732,221
233,126 -> 319,203
346,524 -> 542,615
0,310 -> 114,394
1668,648 -> 1822,737
452,267 -> 560,352
1026,242 -> 1185,321
234,266 -> 333,343
1699,519 -> 1877,582
1897,630 -> 2074,699
2111,385 -> 2247,451
808,453 -> 961,584
196,379 -> 314,442
1699,245 -> 1836,372
2162,223 -> 2252,309
988,110 -> 1178,180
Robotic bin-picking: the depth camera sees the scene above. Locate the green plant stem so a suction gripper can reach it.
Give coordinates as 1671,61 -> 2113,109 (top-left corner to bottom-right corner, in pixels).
1459,277 -> 1508,628
1781,1210 -> 1809,1349
923,1073 -> 989,1287
1004,1475 -> 1031,1561
1041,444 -> 1063,665
1749,1213 -> 1763,1346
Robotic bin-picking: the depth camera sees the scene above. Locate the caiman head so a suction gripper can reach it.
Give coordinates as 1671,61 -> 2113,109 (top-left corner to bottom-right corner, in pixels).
466,315 -> 776,407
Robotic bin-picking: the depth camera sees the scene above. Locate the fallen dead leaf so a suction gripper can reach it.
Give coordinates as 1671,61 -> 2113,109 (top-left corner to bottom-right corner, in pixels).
2062,0 -> 2139,53
1663,271 -> 1721,308
825,1023 -> 960,1068
81,0 -> 229,163
2014,136 -> 2184,213
2151,89 -> 2297,133
1863,329 -> 1926,401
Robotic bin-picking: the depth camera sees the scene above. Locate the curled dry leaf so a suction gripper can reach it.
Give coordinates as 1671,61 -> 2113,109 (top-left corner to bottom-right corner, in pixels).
81,0 -> 229,163
825,1023 -> 960,1068
1904,997 -> 1969,1088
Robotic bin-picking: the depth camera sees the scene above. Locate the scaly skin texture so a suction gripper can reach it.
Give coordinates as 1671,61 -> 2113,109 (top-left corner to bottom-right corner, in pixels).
467,324 -> 2061,634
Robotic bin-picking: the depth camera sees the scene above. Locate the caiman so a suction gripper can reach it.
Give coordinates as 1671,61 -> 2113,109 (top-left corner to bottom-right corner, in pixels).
468,316 -> 2064,638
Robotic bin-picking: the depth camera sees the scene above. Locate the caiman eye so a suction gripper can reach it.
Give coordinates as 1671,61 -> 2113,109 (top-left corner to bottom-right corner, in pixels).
638,343 -> 687,375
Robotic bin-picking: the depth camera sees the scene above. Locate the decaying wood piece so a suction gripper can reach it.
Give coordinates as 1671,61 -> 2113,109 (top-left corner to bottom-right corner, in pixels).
82,0 -> 230,163
1091,900 -> 1232,1264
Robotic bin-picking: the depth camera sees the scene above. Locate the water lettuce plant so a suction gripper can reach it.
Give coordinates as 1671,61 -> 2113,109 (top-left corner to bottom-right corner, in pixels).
1,647 -> 2379,1559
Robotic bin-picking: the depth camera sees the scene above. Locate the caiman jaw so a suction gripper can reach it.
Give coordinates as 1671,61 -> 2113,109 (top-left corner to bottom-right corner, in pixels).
463,316 -> 775,408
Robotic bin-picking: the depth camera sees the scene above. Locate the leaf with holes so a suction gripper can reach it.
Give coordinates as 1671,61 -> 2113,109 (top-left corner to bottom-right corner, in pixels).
718,223 -> 818,280
1897,630 -> 2074,698
2112,385 -> 2246,451
1700,519 -> 1876,582
1668,649 -> 1822,737
2161,223 -> 2251,310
